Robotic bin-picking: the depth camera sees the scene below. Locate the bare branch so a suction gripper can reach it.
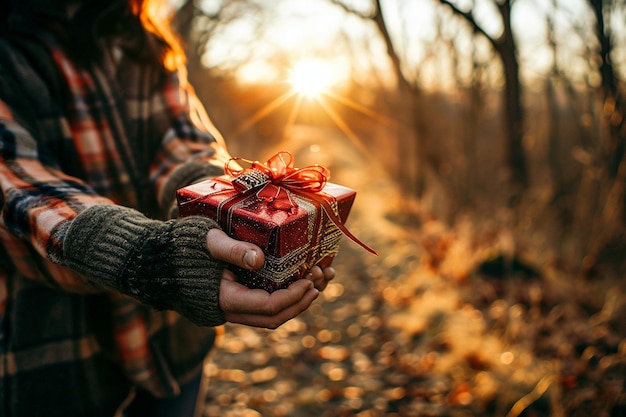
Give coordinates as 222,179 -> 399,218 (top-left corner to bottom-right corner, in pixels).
327,0 -> 375,19
437,0 -> 500,51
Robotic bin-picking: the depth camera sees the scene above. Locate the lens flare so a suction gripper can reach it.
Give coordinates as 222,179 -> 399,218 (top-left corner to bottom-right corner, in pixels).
289,59 -> 335,98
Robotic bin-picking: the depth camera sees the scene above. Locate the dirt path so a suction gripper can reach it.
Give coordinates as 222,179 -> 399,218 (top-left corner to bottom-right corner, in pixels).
199,125 -> 626,417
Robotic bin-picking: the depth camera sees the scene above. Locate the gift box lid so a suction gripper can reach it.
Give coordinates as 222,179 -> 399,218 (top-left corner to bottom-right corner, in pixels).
177,176 -> 356,256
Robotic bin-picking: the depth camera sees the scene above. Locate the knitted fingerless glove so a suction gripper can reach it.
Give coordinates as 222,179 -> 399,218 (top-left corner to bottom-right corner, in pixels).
63,204 -> 226,327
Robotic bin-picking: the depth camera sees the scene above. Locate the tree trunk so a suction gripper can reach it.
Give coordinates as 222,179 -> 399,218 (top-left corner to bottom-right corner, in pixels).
438,0 -> 529,198
498,0 -> 528,193
373,0 -> 427,197
589,0 -> 625,178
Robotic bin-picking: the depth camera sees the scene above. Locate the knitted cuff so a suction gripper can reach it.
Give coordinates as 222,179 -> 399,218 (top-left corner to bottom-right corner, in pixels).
63,204 -> 226,326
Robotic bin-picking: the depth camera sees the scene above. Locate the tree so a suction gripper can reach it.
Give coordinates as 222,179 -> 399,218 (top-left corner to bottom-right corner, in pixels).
437,0 -> 528,195
327,0 -> 451,198
174,0 -> 265,80
328,0 -> 530,201
587,0 -> 625,178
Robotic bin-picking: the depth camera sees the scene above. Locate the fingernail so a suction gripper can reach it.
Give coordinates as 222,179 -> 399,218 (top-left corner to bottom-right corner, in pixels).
243,250 -> 257,269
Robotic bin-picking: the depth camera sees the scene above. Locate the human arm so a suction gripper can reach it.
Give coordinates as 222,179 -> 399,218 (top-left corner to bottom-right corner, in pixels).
0,98 -> 325,330
0,39 -> 331,328
0,80 -> 318,329
62,204 -> 319,328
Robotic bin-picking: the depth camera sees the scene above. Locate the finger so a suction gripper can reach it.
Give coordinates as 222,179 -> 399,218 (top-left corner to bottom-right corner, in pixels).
306,266 -> 325,291
310,265 -> 323,279
222,269 -> 237,282
323,266 -> 336,281
206,229 -> 265,270
307,265 -> 336,291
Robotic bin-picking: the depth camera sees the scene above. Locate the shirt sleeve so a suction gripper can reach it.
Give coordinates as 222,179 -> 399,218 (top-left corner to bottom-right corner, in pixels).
0,99 -> 114,291
146,69 -> 233,215
0,56 -> 230,306
1,100 -> 227,326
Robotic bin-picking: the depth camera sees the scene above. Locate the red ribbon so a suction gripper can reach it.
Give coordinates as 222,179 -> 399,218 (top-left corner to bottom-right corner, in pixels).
225,151 -> 377,255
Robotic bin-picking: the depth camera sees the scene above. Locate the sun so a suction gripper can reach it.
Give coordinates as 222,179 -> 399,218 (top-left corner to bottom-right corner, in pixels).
289,59 -> 336,98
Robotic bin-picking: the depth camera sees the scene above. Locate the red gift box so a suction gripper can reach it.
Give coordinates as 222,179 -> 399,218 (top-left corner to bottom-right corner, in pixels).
176,151 -> 376,292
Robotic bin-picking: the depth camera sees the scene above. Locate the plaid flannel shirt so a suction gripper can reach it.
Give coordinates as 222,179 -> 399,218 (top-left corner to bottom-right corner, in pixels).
0,21 -> 229,417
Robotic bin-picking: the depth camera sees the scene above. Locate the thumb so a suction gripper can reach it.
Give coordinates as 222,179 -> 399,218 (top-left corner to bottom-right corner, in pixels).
206,228 -> 265,270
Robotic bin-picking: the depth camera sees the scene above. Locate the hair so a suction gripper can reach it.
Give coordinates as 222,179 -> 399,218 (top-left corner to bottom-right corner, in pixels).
2,0 -> 223,144
131,0 -> 223,146
130,0 -> 186,72
0,0 -> 186,72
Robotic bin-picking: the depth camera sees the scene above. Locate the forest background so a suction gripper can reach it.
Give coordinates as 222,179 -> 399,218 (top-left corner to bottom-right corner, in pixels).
169,1 -> 626,416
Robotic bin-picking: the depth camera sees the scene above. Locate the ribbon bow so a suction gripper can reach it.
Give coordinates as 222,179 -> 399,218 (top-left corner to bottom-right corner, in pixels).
225,151 -> 377,255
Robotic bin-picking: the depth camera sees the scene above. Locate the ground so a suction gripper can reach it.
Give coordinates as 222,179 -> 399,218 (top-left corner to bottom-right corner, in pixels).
198,126 -> 626,417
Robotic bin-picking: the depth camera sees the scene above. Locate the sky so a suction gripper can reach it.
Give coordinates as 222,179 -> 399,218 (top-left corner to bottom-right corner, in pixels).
179,0 -> 622,90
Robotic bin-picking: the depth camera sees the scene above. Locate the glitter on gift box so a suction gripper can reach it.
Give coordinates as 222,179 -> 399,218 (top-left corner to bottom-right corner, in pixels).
176,151 -> 376,292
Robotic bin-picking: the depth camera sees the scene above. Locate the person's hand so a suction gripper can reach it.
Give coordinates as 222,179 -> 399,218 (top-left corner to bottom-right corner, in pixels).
305,265 -> 335,292
207,229 -> 329,329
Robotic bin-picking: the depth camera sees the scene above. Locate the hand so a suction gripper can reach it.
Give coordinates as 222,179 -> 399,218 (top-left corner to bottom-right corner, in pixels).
306,265 -> 336,291
206,229 -> 321,329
